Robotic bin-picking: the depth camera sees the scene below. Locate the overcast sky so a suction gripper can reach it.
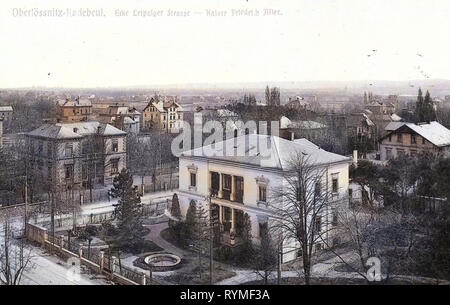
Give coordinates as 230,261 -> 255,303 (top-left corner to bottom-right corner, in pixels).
0,0 -> 449,88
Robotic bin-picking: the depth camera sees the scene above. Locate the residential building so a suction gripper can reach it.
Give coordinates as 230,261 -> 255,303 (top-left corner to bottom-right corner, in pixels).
346,113 -> 376,143
56,98 -> 92,122
285,96 -> 315,111
93,104 -> 141,133
366,101 -> 396,115
0,105 -> 13,121
25,121 -> 127,190
380,121 -> 450,160
176,134 -> 351,261
279,116 -> 327,142
142,96 -> 184,132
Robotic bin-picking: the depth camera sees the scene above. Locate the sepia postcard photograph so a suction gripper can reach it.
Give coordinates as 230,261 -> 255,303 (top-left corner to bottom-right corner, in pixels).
0,0 -> 449,302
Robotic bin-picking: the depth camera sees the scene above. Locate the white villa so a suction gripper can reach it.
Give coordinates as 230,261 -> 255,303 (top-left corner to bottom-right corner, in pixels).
176,134 -> 351,262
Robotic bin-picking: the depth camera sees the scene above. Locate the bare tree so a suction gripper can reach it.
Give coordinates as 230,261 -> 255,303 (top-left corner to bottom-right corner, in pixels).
326,204 -> 419,283
252,224 -> 277,284
270,153 -> 337,285
0,211 -> 34,285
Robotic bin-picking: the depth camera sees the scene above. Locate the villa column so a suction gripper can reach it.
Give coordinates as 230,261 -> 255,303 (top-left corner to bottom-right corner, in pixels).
218,173 -> 223,198
219,205 -> 224,232
230,208 -> 235,234
230,175 -> 236,201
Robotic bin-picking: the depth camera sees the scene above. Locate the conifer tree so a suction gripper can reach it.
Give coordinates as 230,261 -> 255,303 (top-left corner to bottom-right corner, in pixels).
423,90 -> 436,122
415,88 -> 424,122
111,169 -> 145,251
265,85 -> 271,105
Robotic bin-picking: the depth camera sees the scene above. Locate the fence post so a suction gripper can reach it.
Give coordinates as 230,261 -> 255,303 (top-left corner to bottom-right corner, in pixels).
60,235 -> 65,250
42,228 -> 48,247
111,256 -> 117,273
142,273 -> 146,285
99,251 -> 104,272
79,244 -> 83,258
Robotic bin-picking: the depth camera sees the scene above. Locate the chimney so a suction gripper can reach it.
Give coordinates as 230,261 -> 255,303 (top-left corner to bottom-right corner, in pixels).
353,150 -> 358,167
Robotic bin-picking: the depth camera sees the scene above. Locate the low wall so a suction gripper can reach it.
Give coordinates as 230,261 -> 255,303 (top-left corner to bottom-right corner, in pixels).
26,223 -> 48,246
25,223 -> 145,285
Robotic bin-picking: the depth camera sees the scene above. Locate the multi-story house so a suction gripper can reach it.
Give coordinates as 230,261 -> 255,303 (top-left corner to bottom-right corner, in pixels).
93,104 -> 141,134
56,97 -> 93,123
142,96 -> 183,132
176,134 -> 350,262
379,121 -> 450,160
25,121 -> 127,191
279,116 -> 328,142
0,106 -> 13,122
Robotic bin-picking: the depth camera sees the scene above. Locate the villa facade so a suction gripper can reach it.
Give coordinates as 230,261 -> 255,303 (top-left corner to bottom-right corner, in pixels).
176,134 -> 351,262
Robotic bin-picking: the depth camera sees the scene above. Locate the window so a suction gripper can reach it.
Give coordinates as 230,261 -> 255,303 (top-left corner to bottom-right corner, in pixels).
190,172 -> 197,187
411,134 -> 417,144
422,137 -> 426,144
65,144 -> 73,158
95,162 -> 103,177
388,135 -> 392,142
332,211 -> 338,227
47,165 -> 53,180
111,159 -> 119,174
315,217 -> 322,233
397,149 -> 405,157
259,222 -> 268,238
64,164 -> 73,179
314,181 -> 321,198
82,164 -> 88,179
38,141 -> 43,155
223,175 -> 231,190
259,186 -> 267,202
332,174 -> 339,193
386,148 -> 393,159
112,140 -> 118,152
397,133 -> 403,143
410,150 -> 417,157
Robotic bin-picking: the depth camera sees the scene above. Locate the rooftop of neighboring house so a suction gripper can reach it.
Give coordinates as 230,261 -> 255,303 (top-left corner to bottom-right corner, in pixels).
286,96 -> 312,107
382,121 -> 450,147
123,116 -> 139,124
181,134 -> 350,170
143,95 -> 183,113
0,106 -> 13,112
27,121 -> 126,140
57,98 -> 92,107
346,113 -> 375,127
367,101 -> 395,108
280,116 -> 327,130
217,109 -> 238,118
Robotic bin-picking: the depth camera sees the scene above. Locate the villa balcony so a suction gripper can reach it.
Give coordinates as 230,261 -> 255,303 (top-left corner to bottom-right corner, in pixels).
209,171 -> 244,204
